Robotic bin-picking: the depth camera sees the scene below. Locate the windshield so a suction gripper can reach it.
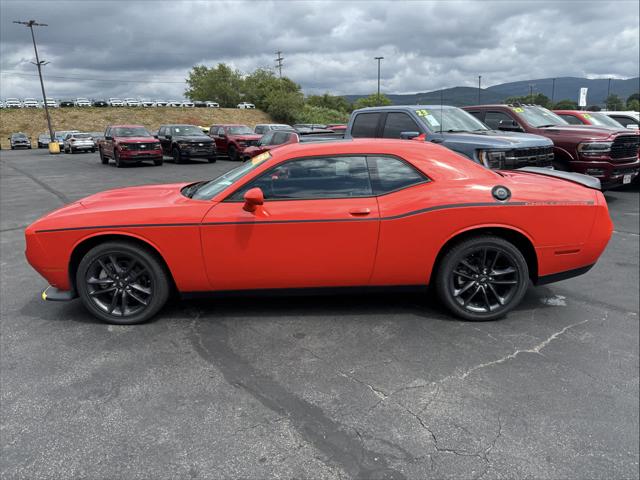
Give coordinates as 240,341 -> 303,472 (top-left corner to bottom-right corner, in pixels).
74,133 -> 92,138
415,107 -> 488,132
172,126 -> 204,136
190,153 -> 271,200
13,134 -> 27,139
228,126 -> 254,135
515,106 -> 568,127
583,112 -> 626,128
112,127 -> 151,137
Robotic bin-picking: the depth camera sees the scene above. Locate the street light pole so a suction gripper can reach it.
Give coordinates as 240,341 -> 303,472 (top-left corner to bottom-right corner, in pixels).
13,19 -> 56,152
551,78 -> 556,104
374,56 -> 384,104
529,84 -> 534,104
478,75 -> 482,104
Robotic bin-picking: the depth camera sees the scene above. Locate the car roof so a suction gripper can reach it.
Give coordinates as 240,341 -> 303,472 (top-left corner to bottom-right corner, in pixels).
354,105 -> 459,112
109,124 -> 146,128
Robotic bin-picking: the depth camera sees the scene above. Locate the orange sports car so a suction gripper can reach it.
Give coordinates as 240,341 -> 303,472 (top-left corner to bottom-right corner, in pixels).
25,139 -> 613,324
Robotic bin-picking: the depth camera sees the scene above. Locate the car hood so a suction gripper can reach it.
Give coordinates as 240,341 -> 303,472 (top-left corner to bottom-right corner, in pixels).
438,130 -> 552,149
113,136 -> 159,143
78,183 -> 190,211
537,125 -> 630,139
173,135 -> 213,142
230,135 -> 261,141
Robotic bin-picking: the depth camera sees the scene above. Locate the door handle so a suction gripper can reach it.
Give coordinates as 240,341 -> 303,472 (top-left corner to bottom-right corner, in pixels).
349,208 -> 371,216
430,138 -> 444,144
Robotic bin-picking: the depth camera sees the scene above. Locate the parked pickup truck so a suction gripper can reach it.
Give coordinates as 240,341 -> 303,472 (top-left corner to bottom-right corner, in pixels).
98,125 -> 163,167
208,124 -> 261,161
156,124 -> 216,163
463,104 -> 640,189
345,105 -> 555,170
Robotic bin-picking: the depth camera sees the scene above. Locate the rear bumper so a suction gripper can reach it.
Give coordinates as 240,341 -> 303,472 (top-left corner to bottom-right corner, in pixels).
535,264 -> 594,285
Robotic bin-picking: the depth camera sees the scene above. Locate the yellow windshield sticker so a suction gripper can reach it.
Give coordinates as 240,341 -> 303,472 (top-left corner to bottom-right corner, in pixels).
583,113 -> 591,119
512,107 -> 524,113
415,109 -> 430,117
251,152 -> 271,165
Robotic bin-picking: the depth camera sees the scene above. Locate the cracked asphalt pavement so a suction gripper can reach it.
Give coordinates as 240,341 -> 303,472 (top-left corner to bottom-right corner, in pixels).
1,149 -> 638,479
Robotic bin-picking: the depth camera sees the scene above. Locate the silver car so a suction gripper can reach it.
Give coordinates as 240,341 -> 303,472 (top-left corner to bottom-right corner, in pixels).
63,132 -> 96,153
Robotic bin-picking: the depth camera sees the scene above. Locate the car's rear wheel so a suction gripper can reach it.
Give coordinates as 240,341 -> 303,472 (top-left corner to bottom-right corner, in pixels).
76,241 -> 169,325
228,145 -> 238,161
153,158 -> 163,166
172,146 -> 182,164
99,148 -> 108,164
435,236 -> 529,321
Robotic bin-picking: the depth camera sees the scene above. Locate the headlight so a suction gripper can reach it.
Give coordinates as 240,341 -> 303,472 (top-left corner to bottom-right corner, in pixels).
478,150 -> 507,169
119,144 -> 130,150
577,142 -> 612,156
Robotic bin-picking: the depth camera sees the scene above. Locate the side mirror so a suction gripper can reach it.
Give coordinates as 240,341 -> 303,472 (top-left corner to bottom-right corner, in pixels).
497,120 -> 523,132
105,135 -> 113,140
400,131 -> 421,140
243,187 -> 264,212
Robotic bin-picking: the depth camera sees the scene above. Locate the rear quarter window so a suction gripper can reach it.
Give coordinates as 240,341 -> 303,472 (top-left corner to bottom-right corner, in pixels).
351,113 -> 380,138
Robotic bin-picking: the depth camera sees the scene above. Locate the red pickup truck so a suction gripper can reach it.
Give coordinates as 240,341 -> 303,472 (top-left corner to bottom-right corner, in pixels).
464,105 -> 639,189
241,130 -> 299,161
98,125 -> 163,167
208,124 -> 261,161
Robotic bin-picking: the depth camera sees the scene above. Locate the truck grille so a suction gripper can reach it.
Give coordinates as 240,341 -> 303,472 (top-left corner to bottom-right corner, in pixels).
611,135 -> 640,160
244,140 -> 259,147
505,146 -> 554,168
123,142 -> 159,151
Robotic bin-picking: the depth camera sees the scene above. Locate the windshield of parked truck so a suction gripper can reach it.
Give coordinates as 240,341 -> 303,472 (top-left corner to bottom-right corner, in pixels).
583,112 -> 626,128
415,107 -> 489,132
514,106 -> 568,128
112,127 -> 151,137
227,126 -> 253,135
172,126 -> 204,136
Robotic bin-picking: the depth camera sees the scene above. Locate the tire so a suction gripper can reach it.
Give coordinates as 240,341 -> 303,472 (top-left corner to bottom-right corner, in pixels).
91,148 -> 96,153
172,146 -> 182,164
435,235 -> 529,321
153,158 -> 163,166
99,148 -> 108,164
114,150 -> 122,168
207,155 -> 216,163
70,147 -> 75,154
228,144 -> 238,162
75,241 -> 170,325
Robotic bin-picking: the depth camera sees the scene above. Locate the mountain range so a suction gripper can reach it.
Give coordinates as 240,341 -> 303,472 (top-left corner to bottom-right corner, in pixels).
344,76 -> 640,107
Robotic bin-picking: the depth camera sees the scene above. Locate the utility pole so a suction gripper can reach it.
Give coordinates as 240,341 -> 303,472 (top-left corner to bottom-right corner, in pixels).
529,84 -> 534,104
275,51 -> 284,78
551,78 -> 556,104
606,77 -> 612,104
13,19 -> 56,152
374,56 -> 384,104
478,75 -> 482,104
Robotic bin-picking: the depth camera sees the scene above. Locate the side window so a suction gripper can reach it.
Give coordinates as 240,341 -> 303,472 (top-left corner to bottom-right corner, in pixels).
272,131 -> 289,145
259,132 -> 275,145
558,114 -> 583,125
382,112 -> 421,138
105,127 -> 110,137
255,126 -> 265,134
367,156 -> 428,195
467,111 -> 484,121
611,115 -> 638,126
217,127 -> 225,136
484,111 -> 516,130
230,156 -> 372,200
351,113 -> 380,138
158,127 -> 165,136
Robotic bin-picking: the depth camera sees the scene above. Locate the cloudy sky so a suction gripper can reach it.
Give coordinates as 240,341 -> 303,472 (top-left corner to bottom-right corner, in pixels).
1,0 -> 638,100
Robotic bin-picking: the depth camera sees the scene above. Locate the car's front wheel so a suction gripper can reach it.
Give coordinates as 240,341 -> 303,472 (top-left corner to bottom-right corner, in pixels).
99,148 -> 108,164
172,146 -> 183,164
76,241 -> 170,324
435,236 -> 529,321
228,145 -> 238,161
114,150 -> 122,168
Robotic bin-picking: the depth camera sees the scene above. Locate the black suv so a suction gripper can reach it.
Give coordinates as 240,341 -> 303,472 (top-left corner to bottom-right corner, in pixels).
156,124 -> 217,163
9,132 -> 32,149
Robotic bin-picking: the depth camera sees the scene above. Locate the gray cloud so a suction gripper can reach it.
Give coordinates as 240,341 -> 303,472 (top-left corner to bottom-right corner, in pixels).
1,0 -> 638,100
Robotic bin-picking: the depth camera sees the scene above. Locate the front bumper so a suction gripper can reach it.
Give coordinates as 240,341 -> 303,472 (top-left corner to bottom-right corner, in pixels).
178,145 -> 216,158
119,149 -> 163,161
570,157 -> 639,189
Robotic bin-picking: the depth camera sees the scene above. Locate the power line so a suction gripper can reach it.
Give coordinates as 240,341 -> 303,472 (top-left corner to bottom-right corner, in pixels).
0,71 -> 187,84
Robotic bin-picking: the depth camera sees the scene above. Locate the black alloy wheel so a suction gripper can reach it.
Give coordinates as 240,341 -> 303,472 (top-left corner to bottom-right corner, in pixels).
227,145 -> 238,161
436,236 -> 528,321
99,148 -> 108,164
76,242 -> 169,324
172,146 -> 183,164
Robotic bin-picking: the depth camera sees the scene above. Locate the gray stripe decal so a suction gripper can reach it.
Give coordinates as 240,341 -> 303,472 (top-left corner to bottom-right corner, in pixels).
33,200 -> 590,233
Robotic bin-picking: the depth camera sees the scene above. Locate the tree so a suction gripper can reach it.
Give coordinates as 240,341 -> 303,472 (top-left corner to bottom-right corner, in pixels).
605,94 -> 624,110
184,63 -> 243,107
505,93 -> 551,108
295,105 -> 350,125
627,99 -> 640,112
264,89 -> 305,124
353,93 -> 392,109
306,93 -> 351,112
243,69 -> 300,109
553,99 -> 578,110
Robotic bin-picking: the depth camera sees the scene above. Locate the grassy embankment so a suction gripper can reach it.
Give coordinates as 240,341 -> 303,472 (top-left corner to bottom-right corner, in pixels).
0,107 -> 274,149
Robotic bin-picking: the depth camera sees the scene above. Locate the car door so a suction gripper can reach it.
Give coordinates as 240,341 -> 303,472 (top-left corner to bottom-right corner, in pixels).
213,127 -> 228,153
200,155 -> 380,290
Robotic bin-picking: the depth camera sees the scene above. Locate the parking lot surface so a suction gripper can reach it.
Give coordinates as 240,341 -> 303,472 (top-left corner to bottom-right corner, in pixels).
1,149 -> 638,479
